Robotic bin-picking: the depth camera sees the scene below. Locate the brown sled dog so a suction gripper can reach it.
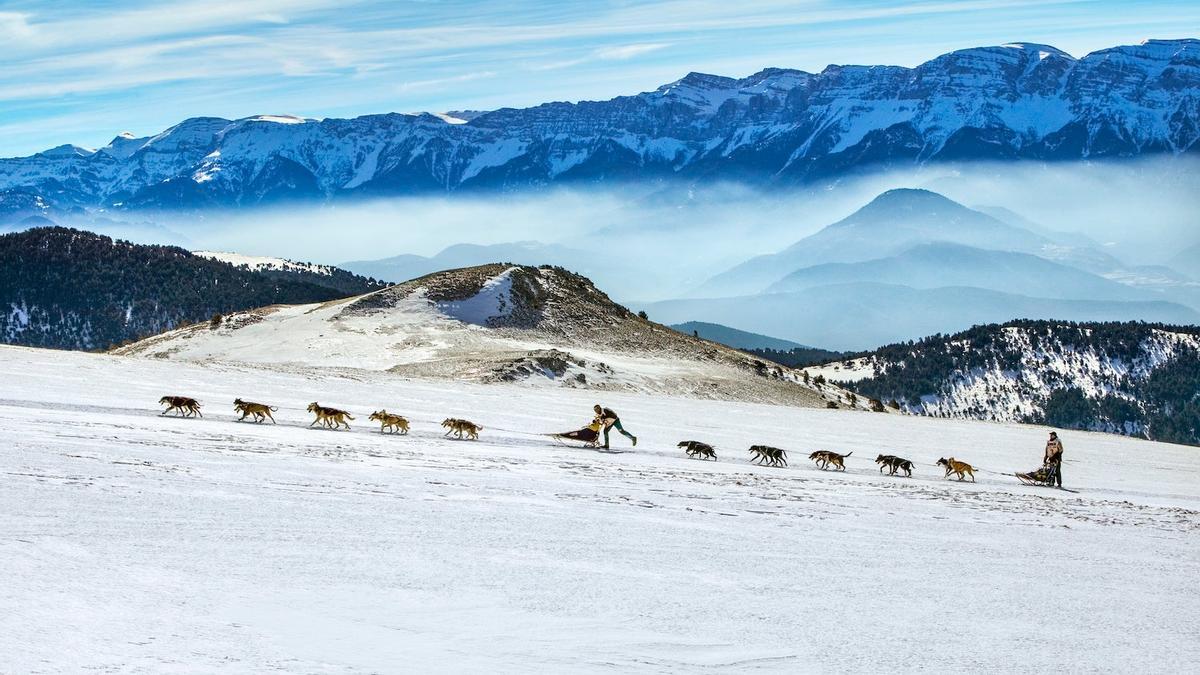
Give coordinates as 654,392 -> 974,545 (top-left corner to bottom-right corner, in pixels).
678,440 -> 716,460
369,410 -> 409,434
159,395 -> 202,418
810,450 -> 852,471
442,418 -> 482,440
937,457 -> 976,482
308,402 -> 354,430
875,454 -> 914,477
234,398 -> 276,423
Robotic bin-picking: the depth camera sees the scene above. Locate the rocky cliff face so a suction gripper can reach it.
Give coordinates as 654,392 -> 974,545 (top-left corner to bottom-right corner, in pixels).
2,40 -> 1197,213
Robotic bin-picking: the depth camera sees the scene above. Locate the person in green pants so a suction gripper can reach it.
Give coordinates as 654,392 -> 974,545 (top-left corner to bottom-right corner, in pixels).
593,404 -> 637,449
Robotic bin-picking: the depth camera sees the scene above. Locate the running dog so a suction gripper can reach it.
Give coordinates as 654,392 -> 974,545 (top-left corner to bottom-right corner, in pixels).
875,454 -> 914,477
442,418 -> 482,440
809,450 -> 852,471
369,410 -> 409,435
749,445 -> 787,467
159,395 -> 202,418
678,440 -> 716,460
308,402 -> 354,430
937,457 -> 976,482
233,398 -> 276,423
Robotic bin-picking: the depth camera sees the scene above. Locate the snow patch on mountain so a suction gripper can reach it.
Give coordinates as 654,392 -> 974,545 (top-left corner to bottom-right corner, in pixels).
436,267 -> 518,326
192,250 -> 334,276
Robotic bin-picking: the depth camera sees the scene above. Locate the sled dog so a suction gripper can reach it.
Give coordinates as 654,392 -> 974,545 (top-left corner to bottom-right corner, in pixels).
159,395 -> 202,418
937,457 -> 976,482
678,440 -> 716,460
308,402 -> 354,430
369,410 -> 409,434
875,454 -> 913,476
234,398 -> 276,423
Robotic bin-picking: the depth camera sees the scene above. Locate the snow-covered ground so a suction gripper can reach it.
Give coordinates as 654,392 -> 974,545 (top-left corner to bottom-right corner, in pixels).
2,345 -> 1198,672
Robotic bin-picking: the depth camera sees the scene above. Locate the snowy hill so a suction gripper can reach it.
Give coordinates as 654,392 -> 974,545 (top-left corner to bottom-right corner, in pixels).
813,320 -> 1200,445
114,264 -> 847,407
2,345 -> 1198,671
2,39 -> 1198,211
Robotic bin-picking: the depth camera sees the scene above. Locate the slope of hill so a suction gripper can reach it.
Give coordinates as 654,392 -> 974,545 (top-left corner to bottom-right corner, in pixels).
638,283 -> 1200,351
5,346 -> 1199,671
815,320 -> 1200,445
114,264 -> 848,407
0,227 -> 385,350
2,40 -> 1197,210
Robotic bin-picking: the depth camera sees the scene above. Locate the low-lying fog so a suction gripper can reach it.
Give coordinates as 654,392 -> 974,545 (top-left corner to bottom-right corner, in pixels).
80,157 -> 1199,302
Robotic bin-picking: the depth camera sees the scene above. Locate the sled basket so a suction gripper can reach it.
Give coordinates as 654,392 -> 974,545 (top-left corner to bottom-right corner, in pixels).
1015,466 -> 1054,486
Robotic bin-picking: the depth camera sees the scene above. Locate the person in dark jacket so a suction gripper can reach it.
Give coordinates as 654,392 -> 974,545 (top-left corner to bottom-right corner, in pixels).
593,404 -> 637,449
1043,431 -> 1064,488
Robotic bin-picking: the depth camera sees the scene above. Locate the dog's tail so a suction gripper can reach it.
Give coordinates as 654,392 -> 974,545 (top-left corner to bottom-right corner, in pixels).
844,452 -> 852,458
346,413 -> 355,420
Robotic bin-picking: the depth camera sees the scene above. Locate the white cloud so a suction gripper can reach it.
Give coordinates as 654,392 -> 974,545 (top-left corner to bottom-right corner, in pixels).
0,11 -> 35,41
594,42 -> 672,60
397,71 -> 498,94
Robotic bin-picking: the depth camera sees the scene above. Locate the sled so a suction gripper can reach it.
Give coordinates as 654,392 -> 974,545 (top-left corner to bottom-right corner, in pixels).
1015,466 -> 1057,487
547,424 -> 601,448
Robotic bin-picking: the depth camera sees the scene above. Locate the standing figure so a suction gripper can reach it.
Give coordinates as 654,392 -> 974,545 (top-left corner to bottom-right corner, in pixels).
1044,431 -> 1065,488
593,404 -> 637,449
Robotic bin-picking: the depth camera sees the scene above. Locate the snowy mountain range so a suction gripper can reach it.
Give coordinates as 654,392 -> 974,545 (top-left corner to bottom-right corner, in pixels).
809,320 -> 1200,446
1,39 -> 1197,212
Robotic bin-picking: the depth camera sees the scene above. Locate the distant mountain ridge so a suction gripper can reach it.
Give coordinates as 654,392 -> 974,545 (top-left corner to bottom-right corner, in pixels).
1,39 -> 1197,212
639,283 -> 1200,351
668,321 -> 805,351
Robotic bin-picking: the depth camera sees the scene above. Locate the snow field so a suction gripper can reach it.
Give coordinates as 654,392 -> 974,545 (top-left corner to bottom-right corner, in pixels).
1,346 -> 1198,672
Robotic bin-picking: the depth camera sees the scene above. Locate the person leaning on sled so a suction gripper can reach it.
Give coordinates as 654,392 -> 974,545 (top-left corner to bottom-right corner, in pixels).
593,404 -> 637,449
1044,431 -> 1065,488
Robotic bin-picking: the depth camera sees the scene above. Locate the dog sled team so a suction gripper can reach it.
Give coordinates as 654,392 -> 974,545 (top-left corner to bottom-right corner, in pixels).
160,395 -> 1066,488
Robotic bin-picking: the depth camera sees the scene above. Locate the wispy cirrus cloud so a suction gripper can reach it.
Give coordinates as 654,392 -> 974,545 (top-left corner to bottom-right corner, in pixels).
1,0 -> 1198,157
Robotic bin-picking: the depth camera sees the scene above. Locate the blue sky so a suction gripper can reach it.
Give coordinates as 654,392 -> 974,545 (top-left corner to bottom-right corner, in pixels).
1,0 -> 1197,157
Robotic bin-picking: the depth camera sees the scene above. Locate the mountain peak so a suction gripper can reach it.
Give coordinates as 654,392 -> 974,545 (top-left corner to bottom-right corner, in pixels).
999,42 -> 1075,59
36,144 -> 95,158
676,71 -> 738,88
864,188 -> 959,209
